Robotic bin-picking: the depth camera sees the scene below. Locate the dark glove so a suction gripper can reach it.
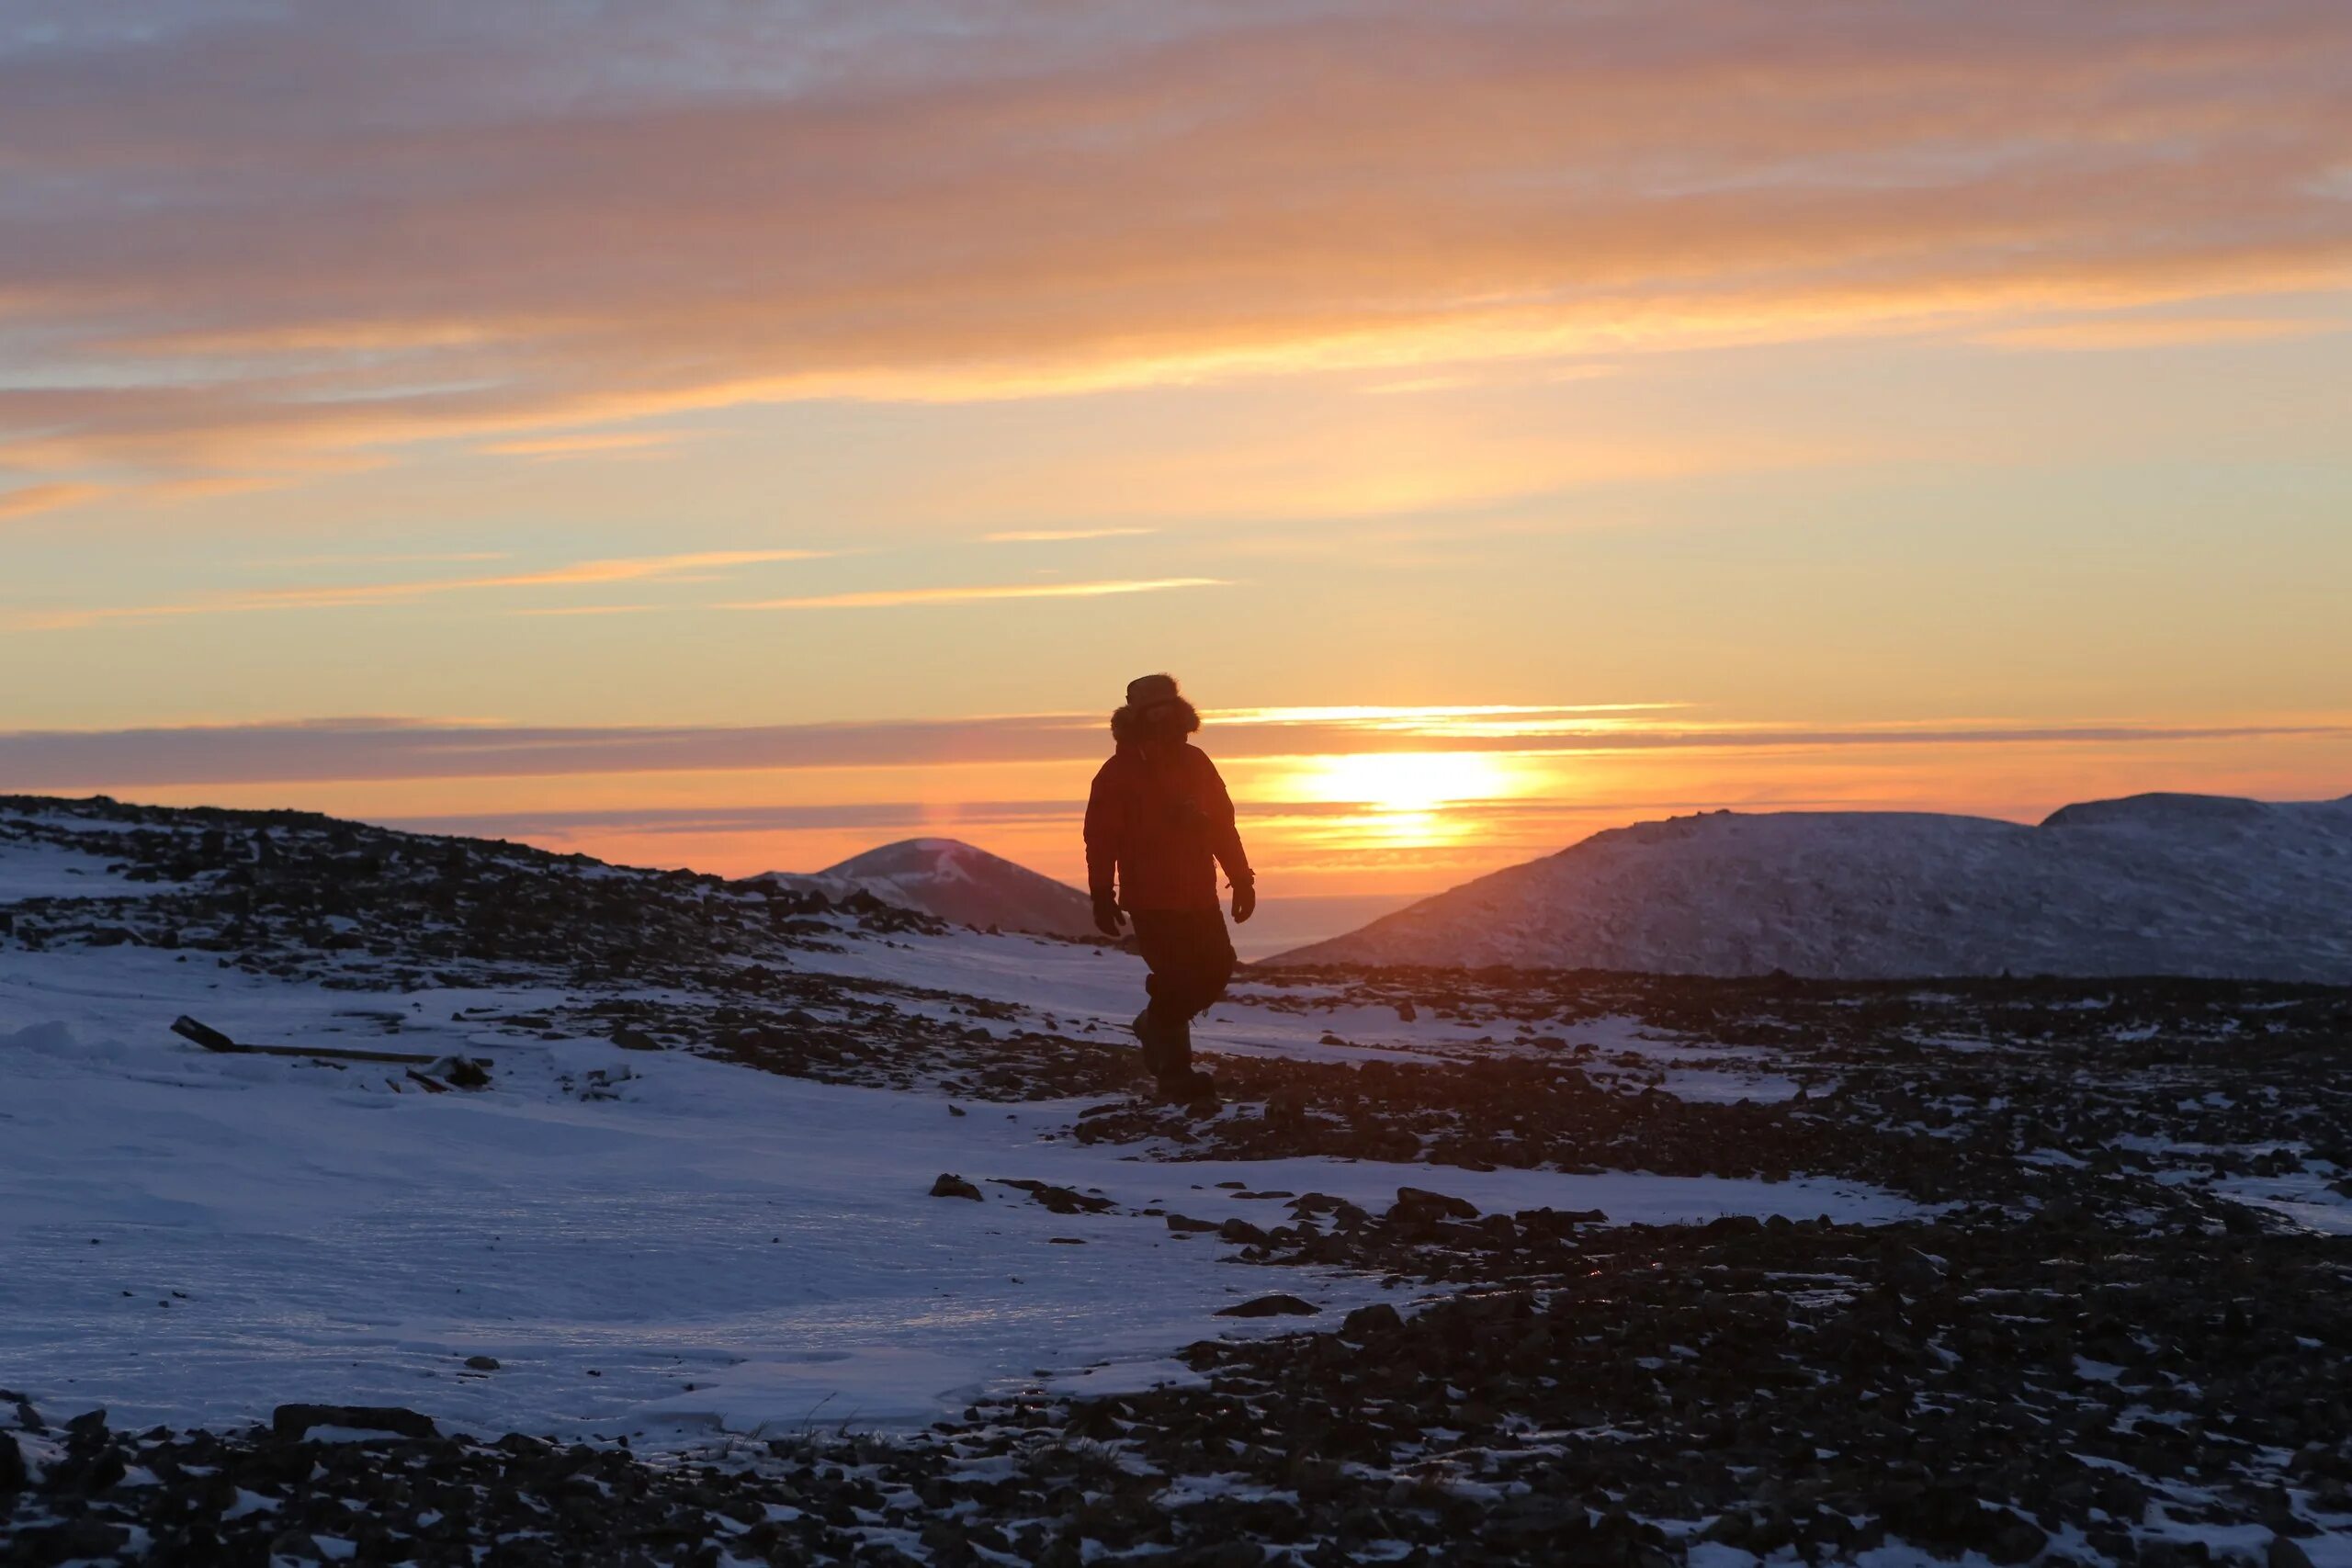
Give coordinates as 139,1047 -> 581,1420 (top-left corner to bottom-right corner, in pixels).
1230,878 -> 1257,925
1092,896 -> 1125,938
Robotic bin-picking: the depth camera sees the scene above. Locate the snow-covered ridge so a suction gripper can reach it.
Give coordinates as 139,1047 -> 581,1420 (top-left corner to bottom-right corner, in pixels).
1274,791 -> 2352,981
757,837 -> 1098,940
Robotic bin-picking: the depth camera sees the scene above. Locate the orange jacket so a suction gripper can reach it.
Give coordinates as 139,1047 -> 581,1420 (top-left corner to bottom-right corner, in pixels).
1084,740 -> 1252,911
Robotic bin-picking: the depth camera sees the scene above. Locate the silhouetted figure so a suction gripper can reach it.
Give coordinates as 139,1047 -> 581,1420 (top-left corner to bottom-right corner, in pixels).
1084,673 -> 1256,1101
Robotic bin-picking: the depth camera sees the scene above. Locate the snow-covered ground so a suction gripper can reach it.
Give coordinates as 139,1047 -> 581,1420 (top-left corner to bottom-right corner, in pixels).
789,924 -> 1816,1101
7,797 -> 2349,1564
0,941 -> 1909,1448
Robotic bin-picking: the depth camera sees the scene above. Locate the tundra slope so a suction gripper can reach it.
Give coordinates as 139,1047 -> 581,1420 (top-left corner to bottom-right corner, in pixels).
1276,792 -> 2352,982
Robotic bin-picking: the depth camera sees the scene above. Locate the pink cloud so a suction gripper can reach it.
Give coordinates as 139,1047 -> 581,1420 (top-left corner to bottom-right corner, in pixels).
2,3 -> 2347,488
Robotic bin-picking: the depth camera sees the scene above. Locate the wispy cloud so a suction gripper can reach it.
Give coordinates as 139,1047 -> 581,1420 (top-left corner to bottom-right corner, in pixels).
379,800 -> 1087,840
479,431 -> 685,457
1974,316 -> 2344,351
3,711 -> 2342,792
724,577 -> 1226,610
0,483 -> 106,522
983,527 -> 1157,544
14,548 -> 824,629
250,548 -> 823,606
248,550 -> 513,569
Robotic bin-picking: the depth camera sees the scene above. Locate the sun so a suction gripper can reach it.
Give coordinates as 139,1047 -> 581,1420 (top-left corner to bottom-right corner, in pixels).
1297,751 -> 1512,814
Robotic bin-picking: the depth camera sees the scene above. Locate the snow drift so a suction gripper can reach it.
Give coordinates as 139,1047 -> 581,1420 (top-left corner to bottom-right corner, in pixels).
1272,792 -> 2352,981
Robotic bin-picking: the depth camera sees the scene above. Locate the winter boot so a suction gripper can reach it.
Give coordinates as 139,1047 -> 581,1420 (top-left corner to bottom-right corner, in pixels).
1159,1066 -> 1218,1108
1132,1008 -> 1170,1079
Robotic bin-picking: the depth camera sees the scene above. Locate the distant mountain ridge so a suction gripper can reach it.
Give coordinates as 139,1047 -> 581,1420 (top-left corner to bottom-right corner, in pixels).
760,838 -> 1098,940
1272,792 -> 2352,982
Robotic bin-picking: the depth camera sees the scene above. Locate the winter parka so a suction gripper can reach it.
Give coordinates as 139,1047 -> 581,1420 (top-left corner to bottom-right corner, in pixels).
1083,700 -> 1252,912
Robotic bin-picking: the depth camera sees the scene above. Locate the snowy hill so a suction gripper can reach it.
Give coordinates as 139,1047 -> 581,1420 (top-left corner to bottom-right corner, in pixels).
759,837 -> 1099,939
1273,791 -> 2352,981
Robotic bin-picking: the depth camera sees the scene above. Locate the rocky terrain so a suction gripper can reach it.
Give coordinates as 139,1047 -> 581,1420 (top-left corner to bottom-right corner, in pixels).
5,795 -> 2349,1566
1275,792 -> 2352,982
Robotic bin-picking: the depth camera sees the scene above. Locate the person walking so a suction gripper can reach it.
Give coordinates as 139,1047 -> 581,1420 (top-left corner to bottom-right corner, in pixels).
1084,673 -> 1256,1101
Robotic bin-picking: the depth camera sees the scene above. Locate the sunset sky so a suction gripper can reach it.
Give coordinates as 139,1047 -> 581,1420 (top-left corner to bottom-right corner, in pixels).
5,2 -> 2349,932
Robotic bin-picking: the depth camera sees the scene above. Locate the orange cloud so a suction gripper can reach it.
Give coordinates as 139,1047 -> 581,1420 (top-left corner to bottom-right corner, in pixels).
479,431 -> 685,457
0,482 -> 105,521
245,548 -> 824,606
1973,314 -> 2345,350
983,528 -> 1157,543
724,577 -> 1227,610
13,548 -> 825,629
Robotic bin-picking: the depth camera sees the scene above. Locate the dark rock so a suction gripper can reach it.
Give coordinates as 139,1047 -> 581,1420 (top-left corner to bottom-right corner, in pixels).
1165,1214 -> 1218,1234
1393,1187 -> 1478,1222
465,1355 -> 501,1371
269,1404 -> 436,1440
1160,1540 -> 1266,1567
930,1173 -> 983,1201
0,1431 -> 23,1494
10,1517 -> 131,1562
443,1056 -> 492,1089
1216,1294 -> 1320,1318
1341,1303 -> 1404,1340
1986,1515 -> 2050,1564
993,1179 -> 1114,1214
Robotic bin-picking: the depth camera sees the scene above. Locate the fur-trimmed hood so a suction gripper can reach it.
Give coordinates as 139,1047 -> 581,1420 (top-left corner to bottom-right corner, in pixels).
1111,698 -> 1202,750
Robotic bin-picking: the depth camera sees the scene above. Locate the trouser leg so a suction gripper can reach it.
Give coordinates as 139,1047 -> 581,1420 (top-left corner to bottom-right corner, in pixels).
1134,908 -> 1235,1078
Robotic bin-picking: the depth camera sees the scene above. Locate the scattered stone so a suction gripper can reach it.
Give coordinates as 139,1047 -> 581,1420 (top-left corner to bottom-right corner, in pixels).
1216,1293 -> 1320,1318
441,1056 -> 492,1089
269,1404 -> 436,1440
992,1179 -> 1114,1214
1393,1186 -> 1478,1222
